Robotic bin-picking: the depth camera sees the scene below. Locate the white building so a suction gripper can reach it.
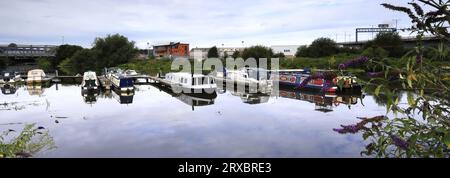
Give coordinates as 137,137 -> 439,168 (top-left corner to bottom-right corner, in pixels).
270,45 -> 301,58
190,47 -> 245,60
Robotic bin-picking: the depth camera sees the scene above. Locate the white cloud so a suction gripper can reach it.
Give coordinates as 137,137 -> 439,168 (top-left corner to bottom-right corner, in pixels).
0,0 -> 412,48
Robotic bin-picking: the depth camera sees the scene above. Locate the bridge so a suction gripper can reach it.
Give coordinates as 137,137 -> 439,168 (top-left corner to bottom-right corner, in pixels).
0,44 -> 58,58
338,35 -> 445,49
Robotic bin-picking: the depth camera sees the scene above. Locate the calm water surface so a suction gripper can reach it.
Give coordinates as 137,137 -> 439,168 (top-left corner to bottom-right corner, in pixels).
0,83 -> 402,158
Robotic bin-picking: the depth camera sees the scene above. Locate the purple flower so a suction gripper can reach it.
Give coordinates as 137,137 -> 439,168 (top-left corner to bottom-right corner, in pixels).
338,56 -> 369,70
390,135 -> 409,150
416,54 -> 423,64
333,124 -> 360,134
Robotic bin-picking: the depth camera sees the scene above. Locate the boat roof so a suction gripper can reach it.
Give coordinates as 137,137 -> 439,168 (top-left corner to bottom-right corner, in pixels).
167,72 -> 208,78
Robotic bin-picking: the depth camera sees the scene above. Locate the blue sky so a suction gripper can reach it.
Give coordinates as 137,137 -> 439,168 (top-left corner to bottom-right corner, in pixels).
0,0 -> 413,49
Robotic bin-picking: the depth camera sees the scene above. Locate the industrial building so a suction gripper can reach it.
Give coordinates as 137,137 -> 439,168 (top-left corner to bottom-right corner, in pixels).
270,45 -> 301,58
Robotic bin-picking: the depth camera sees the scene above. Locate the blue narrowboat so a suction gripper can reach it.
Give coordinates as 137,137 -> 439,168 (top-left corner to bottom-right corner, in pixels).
105,68 -> 134,92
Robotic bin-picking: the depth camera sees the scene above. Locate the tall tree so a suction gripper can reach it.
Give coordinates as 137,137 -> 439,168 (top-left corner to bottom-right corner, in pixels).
55,45 -> 83,69
365,32 -> 404,58
241,45 -> 274,60
307,38 -> 339,57
92,34 -> 138,71
207,46 -> 219,58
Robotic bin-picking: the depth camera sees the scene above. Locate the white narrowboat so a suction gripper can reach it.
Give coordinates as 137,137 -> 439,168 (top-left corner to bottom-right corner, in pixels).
165,72 -> 217,94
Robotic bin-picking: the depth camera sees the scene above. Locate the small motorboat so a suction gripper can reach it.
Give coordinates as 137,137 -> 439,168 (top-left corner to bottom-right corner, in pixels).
26,69 -> 48,84
81,71 -> 100,91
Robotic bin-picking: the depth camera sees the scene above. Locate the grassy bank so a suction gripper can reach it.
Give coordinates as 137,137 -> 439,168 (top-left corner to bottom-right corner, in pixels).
118,54 -> 449,79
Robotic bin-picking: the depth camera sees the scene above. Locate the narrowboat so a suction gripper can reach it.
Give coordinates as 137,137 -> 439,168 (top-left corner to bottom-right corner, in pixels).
106,69 -> 134,92
272,69 -> 360,93
26,69 -> 48,84
81,71 -> 100,91
165,72 -> 217,95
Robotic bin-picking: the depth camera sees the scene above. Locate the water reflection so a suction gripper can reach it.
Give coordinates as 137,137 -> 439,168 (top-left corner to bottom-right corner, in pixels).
1,83 -> 390,157
150,83 -> 216,110
26,83 -> 52,96
111,90 -> 134,104
279,88 -> 364,112
229,90 -> 271,104
81,89 -> 100,104
1,84 -> 17,95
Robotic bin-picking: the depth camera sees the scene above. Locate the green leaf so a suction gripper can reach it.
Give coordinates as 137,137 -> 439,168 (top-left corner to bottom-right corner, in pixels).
407,92 -> 416,106
375,85 -> 382,96
444,133 -> 450,148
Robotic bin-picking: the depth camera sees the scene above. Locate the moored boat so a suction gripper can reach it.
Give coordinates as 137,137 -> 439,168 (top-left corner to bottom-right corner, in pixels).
26,69 -> 48,84
165,72 -> 217,95
273,69 -> 361,93
81,71 -> 100,91
105,68 -> 134,92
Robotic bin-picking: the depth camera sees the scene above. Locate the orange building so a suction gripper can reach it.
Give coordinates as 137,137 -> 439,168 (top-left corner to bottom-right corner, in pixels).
153,42 -> 189,59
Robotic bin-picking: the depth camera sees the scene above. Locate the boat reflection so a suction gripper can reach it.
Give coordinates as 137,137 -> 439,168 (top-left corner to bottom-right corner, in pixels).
230,90 -> 271,105
1,84 -> 17,95
151,83 -> 216,110
279,88 -> 363,112
81,89 -> 100,104
26,83 -> 52,96
111,89 -> 134,104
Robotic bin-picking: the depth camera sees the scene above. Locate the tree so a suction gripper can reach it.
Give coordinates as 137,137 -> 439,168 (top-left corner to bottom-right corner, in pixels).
55,45 -> 83,68
232,51 -> 240,59
241,45 -> 273,60
207,46 -> 219,58
308,38 -> 339,57
36,57 -> 53,72
365,32 -> 404,58
0,57 -> 9,70
92,34 -> 138,71
273,52 -> 285,58
295,45 -> 309,57
362,47 -> 389,60
58,58 -> 75,75
71,49 -> 98,75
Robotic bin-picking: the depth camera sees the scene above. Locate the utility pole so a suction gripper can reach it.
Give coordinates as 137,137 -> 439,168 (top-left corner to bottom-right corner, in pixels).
61,36 -> 65,45
394,19 -> 399,29
344,32 -> 347,42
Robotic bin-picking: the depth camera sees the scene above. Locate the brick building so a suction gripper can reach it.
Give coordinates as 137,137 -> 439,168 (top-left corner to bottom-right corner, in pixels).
153,42 -> 189,59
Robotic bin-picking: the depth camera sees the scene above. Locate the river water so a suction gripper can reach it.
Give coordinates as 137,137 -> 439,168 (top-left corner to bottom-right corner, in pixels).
0,83 -> 402,158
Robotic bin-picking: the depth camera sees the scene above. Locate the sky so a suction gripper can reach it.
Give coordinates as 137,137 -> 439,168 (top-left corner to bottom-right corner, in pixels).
0,0 -> 414,49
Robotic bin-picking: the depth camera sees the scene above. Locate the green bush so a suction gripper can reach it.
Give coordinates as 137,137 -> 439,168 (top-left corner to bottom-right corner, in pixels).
241,45 -> 273,60
296,38 -> 339,57
36,57 -> 53,72
364,32 -> 404,58
362,47 -> 389,60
